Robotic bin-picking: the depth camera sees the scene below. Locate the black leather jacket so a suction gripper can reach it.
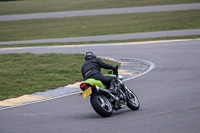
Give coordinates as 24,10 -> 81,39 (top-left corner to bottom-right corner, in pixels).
81,58 -> 116,80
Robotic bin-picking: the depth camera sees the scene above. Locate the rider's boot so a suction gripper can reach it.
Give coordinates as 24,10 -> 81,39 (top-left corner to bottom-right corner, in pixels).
109,79 -> 118,95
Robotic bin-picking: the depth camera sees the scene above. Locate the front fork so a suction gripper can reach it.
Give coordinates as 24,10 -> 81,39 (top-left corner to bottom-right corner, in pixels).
118,82 -> 133,101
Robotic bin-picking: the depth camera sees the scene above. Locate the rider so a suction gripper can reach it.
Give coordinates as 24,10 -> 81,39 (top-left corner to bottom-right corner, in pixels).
81,51 -> 118,94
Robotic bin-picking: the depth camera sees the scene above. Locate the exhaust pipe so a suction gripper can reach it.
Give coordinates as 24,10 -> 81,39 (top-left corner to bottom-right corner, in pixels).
95,86 -> 110,93
95,86 -> 119,102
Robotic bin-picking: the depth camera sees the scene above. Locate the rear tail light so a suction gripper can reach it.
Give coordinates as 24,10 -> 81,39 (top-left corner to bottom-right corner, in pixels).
80,83 -> 87,89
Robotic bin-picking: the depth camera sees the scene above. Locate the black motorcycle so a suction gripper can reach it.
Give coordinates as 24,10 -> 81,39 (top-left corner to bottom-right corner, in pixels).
79,69 -> 140,117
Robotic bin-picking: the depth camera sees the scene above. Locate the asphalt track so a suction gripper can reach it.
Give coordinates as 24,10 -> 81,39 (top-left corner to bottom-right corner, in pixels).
0,39 -> 200,133
0,3 -> 200,21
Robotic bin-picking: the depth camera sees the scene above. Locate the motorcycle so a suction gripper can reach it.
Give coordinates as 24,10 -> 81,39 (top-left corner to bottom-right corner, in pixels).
79,69 -> 140,117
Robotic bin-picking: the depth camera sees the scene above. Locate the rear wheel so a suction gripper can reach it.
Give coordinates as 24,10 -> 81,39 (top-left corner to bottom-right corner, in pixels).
90,94 -> 113,117
126,88 -> 140,110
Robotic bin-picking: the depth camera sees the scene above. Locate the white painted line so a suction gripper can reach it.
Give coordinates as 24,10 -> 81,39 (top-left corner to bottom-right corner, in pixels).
123,58 -> 155,81
18,113 -> 55,116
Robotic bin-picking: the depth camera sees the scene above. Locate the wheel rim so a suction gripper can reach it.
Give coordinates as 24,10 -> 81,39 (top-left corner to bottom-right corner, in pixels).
97,95 -> 112,112
128,91 -> 139,107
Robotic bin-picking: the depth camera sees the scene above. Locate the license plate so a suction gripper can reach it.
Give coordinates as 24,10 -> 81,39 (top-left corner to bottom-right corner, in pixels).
83,87 -> 92,98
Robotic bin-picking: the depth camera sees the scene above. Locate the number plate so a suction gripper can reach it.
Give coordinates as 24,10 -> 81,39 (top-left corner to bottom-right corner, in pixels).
83,87 -> 92,98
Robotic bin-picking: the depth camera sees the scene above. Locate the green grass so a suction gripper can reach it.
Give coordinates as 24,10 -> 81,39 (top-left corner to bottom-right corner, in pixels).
0,0 -> 199,15
0,53 -> 119,100
0,35 -> 200,48
1,10 -> 200,42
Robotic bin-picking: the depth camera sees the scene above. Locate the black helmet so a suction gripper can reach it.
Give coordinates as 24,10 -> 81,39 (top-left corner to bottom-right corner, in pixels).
85,51 -> 96,60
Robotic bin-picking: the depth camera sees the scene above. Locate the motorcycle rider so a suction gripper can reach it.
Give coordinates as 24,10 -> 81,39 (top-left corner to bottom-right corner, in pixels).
81,51 -> 118,94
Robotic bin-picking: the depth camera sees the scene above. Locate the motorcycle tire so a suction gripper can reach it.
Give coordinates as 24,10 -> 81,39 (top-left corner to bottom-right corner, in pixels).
126,88 -> 140,110
90,93 -> 113,117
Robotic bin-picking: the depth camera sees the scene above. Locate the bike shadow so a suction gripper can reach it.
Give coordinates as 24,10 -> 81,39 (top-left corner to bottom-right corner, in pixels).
77,108 -> 139,119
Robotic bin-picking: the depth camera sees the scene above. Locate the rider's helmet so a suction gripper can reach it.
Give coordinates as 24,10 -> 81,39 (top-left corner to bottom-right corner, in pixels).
85,51 -> 96,61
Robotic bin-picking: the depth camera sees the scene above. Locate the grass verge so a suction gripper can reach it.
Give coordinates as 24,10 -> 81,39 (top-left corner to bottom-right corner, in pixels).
0,53 -> 119,101
1,10 -> 200,42
0,35 -> 200,48
0,0 -> 199,15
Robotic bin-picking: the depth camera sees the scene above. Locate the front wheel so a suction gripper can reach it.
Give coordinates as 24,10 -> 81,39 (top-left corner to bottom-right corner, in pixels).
90,93 -> 113,117
126,88 -> 140,110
